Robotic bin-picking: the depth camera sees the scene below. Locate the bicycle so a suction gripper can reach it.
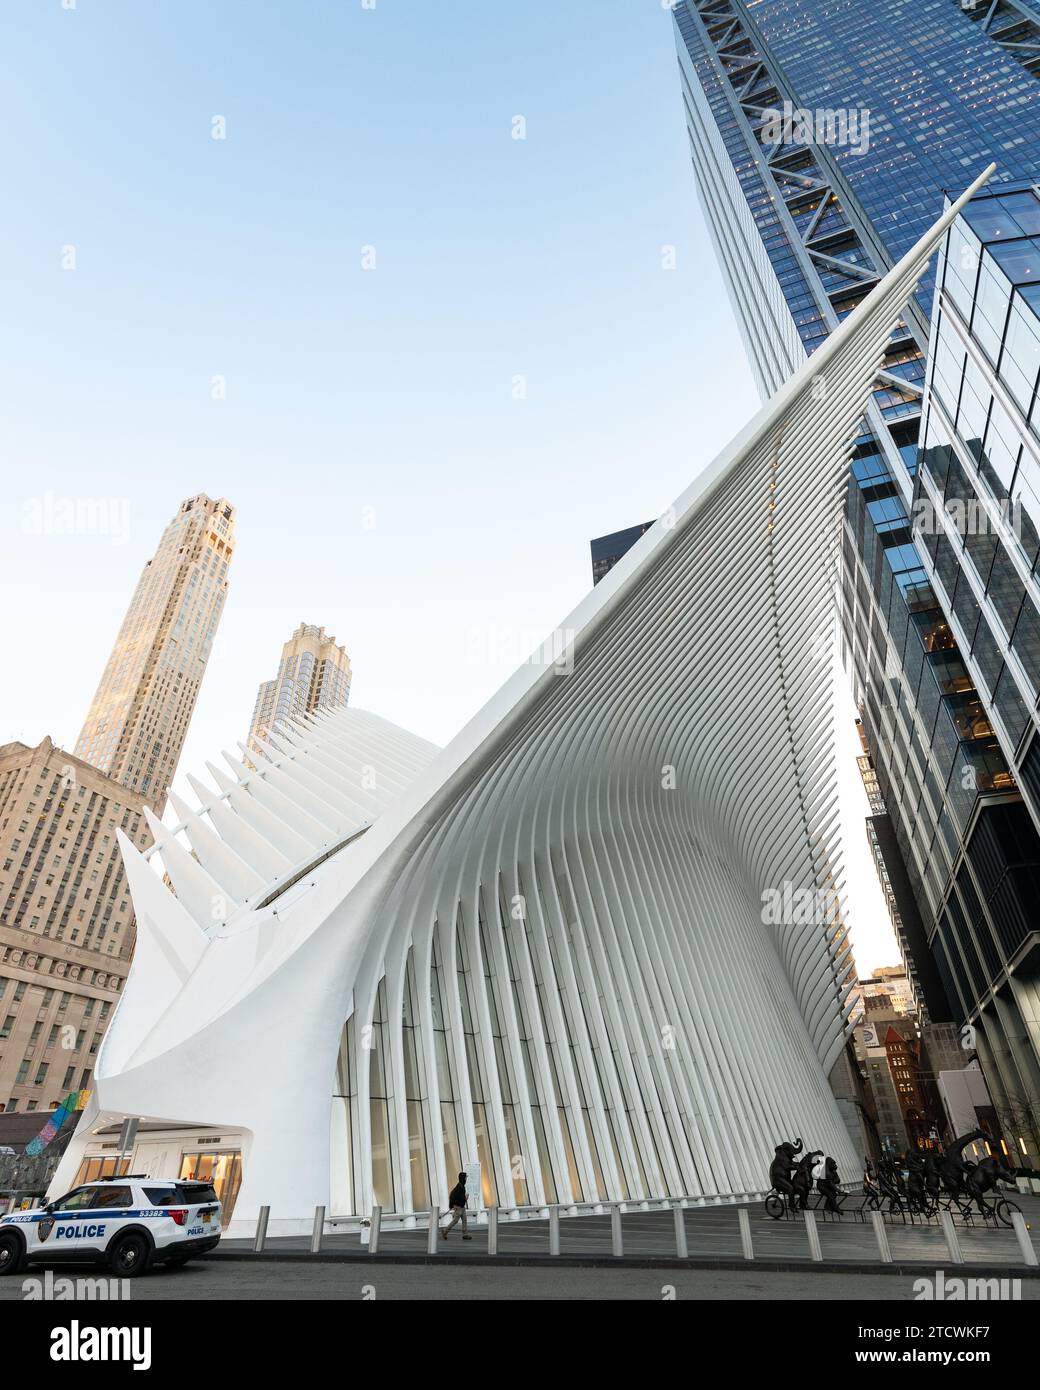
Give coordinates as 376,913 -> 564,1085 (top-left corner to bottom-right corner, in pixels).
764,1187 -> 799,1219
808,1187 -> 849,1219
935,1185 -> 1021,1227
859,1182 -> 911,1221
933,1189 -> 976,1223
990,1194 -> 1023,1228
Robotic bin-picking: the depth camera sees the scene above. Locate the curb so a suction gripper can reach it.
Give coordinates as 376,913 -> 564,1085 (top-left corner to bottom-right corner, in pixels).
206,1248 -> 1040,1277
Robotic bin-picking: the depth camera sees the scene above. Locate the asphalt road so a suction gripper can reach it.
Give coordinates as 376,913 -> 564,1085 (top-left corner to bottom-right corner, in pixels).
7,1258 -> 1037,1300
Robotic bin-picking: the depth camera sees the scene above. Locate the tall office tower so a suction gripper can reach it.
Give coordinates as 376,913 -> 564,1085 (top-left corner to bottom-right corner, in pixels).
913,180 -> 1040,1160
673,0 -> 1040,1163
247,623 -> 352,758
590,523 -> 654,585
0,737 -> 150,1115
75,495 -> 236,810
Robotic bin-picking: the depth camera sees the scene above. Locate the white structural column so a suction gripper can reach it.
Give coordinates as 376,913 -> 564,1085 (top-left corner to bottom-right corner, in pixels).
50,173 -> 994,1234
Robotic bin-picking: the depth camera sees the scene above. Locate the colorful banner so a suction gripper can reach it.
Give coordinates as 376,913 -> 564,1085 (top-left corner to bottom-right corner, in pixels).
23,1091 -> 82,1156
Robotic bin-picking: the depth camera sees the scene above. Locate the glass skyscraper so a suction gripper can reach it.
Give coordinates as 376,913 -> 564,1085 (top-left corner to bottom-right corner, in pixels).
590,522 -> 654,585
673,0 -> 1040,1161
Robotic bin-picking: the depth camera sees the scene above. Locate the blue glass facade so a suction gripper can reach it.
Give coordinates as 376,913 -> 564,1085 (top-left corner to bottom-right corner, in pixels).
590,523 -> 654,585
910,183 -> 1040,1033
747,0 -> 1040,308
675,0 -> 1040,1159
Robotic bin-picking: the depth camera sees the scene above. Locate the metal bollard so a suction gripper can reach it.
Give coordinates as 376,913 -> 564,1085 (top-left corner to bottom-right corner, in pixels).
803,1209 -> 823,1262
310,1205 -> 325,1254
369,1204 -> 382,1255
253,1205 -> 270,1253
737,1207 -> 754,1260
487,1206 -> 498,1256
673,1202 -> 688,1259
939,1209 -> 963,1264
870,1210 -> 892,1263
427,1207 -> 440,1254
549,1205 -> 561,1256
610,1204 -> 623,1257
1010,1211 -> 1038,1267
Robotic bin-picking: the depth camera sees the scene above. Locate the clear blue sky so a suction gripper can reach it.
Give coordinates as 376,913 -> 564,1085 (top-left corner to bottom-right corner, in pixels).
0,0 -> 894,970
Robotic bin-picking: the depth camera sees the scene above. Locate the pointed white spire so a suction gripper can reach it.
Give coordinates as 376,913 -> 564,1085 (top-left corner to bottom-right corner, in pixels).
187,773 -> 293,879
168,791 -> 267,903
222,750 -> 335,846
118,830 -> 208,979
240,737 -> 358,834
205,760 -> 316,863
144,808 -> 239,932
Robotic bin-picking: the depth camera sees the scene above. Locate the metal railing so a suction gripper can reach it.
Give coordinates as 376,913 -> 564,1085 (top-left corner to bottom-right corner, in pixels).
246,1191 -> 1037,1268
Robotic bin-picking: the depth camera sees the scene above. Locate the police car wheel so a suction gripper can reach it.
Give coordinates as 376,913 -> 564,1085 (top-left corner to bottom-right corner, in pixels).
107,1232 -> 151,1277
0,1231 -> 26,1276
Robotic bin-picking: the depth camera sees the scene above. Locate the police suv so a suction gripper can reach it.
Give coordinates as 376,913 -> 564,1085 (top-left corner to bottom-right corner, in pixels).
0,1175 -> 221,1277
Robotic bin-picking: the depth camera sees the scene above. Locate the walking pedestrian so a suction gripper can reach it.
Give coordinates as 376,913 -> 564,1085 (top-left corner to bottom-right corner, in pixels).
440,1171 -> 472,1240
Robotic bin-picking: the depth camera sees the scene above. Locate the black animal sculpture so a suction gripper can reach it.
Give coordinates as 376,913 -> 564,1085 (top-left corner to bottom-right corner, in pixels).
922,1152 -> 942,1197
792,1150 -> 824,1210
965,1142 -> 1017,1214
875,1154 -> 904,1204
769,1137 -> 803,1208
937,1128 -> 986,1197
816,1156 -> 843,1213
906,1152 -> 927,1209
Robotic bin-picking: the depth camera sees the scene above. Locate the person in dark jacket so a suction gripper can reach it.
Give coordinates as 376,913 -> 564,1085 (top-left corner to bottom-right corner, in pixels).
440,1171 -> 472,1239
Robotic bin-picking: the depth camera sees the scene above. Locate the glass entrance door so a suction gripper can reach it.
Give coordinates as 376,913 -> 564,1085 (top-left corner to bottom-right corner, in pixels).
179,1151 -> 242,1226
